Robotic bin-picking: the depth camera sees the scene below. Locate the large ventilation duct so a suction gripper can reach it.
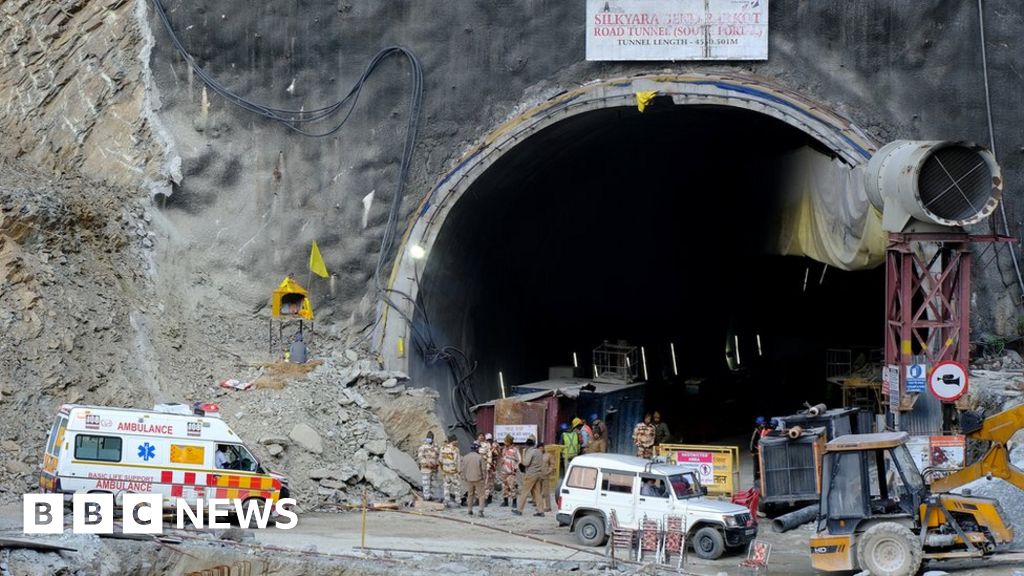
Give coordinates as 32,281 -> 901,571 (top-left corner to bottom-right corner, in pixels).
864,141 -> 1002,232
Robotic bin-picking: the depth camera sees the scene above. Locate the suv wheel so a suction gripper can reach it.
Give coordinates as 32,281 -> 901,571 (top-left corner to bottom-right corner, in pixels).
692,526 -> 725,559
574,515 -> 606,547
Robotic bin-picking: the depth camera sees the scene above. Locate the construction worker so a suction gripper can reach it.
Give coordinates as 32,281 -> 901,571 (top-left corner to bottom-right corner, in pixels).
490,433 -> 502,493
416,431 -> 440,500
439,434 -> 462,506
653,411 -> 671,446
588,414 -> 607,454
476,433 -> 496,503
750,416 -> 771,483
512,435 -> 545,517
538,440 -> 554,513
498,434 -> 521,507
573,417 -> 593,454
632,413 -> 656,459
559,422 -> 580,471
461,442 -> 487,516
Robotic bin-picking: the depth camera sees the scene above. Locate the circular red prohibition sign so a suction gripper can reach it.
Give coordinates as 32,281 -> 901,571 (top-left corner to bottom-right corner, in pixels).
927,361 -> 968,402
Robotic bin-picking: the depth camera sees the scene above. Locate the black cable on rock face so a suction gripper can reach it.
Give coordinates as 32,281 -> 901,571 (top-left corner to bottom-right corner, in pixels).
151,0 -> 475,430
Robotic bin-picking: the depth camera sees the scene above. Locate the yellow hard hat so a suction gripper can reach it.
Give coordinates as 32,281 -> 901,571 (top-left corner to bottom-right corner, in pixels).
572,417 -> 583,427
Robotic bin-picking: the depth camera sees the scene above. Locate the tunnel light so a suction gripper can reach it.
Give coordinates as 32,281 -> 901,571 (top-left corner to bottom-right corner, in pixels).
593,363 -> 599,379
409,244 -> 426,260
757,334 -> 763,357
670,343 -> 678,376
640,346 -> 648,381
572,352 -> 579,369
734,335 -> 741,365
499,371 -> 506,399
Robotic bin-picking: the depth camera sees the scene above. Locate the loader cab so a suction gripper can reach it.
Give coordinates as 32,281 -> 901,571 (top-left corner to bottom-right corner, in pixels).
817,432 -> 927,535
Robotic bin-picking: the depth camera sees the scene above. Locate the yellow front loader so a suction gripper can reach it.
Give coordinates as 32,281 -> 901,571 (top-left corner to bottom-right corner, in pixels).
809,405 -> 1023,576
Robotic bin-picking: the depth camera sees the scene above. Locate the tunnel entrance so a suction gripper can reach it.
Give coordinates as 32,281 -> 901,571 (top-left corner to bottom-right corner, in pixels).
386,76 -> 884,444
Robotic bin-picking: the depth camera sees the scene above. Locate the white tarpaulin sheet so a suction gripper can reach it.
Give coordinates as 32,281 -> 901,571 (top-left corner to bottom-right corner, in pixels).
586,0 -> 768,61
775,147 -> 886,270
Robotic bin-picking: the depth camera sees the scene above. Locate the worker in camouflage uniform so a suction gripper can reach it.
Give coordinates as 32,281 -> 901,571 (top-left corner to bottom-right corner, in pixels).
632,413 -> 656,459
416,431 -> 440,500
498,434 -> 521,507
439,433 -> 462,506
476,433 -> 496,502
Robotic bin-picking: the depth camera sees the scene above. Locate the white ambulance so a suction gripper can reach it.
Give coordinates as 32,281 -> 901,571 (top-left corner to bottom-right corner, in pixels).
40,404 -> 289,510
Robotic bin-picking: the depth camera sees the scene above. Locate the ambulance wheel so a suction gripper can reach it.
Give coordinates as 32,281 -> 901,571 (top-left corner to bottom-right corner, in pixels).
693,526 -> 725,559
574,515 -> 606,547
856,522 -> 922,576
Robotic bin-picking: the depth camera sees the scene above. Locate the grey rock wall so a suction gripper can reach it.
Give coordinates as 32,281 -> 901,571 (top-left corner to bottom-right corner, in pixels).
0,0 -> 175,190
143,1 -> 1023,340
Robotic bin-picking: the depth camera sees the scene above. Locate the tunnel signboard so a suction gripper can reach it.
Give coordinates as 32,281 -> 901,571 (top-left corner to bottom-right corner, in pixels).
928,361 -> 968,402
586,0 -> 769,61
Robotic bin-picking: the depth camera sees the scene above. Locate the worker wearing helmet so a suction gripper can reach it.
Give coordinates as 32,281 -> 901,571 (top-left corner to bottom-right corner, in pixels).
572,417 -> 592,454
588,413 -> 607,454
560,422 -> 580,471
750,416 -> 771,484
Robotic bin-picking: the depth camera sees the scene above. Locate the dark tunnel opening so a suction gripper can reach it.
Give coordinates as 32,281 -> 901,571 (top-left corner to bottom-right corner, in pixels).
410,105 -> 883,444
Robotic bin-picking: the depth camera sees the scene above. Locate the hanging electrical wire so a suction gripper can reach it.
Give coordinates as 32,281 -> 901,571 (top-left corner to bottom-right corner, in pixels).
151,0 -> 477,430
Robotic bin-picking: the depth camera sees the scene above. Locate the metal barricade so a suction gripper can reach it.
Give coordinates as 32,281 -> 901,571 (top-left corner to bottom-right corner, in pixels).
656,444 -> 740,498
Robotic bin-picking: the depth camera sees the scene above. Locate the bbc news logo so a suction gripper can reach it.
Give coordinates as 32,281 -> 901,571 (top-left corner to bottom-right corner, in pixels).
24,494 -> 298,534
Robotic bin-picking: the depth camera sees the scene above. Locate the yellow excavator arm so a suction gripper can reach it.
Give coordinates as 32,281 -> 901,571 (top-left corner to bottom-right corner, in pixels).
930,405 -> 1024,493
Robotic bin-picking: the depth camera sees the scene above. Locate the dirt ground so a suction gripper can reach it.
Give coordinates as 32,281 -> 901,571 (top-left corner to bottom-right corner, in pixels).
3,501 -> 1022,575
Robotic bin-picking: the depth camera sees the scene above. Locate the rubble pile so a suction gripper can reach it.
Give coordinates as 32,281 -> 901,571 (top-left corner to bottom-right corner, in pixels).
973,348 -> 1024,372
206,353 -> 445,508
0,161 -> 448,511
967,350 -> 1024,413
960,349 -> 1024,548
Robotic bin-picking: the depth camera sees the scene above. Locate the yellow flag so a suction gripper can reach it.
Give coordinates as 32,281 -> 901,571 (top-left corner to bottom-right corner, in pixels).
309,241 -> 329,278
635,90 -> 658,113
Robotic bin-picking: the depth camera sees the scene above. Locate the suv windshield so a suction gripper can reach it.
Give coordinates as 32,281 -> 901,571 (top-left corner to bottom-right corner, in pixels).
668,473 -> 698,498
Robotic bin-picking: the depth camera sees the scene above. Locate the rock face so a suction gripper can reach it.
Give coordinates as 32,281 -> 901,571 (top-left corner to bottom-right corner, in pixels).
288,423 -> 323,454
0,0 -> 174,190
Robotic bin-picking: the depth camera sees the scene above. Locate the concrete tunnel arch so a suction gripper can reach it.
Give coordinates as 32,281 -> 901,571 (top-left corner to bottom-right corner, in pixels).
377,73 -> 884,437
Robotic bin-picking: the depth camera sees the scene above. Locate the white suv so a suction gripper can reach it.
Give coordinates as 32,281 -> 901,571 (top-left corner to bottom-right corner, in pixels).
556,453 -> 756,559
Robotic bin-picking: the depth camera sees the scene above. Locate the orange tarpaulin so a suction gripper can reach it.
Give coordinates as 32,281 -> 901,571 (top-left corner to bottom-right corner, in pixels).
271,276 -> 313,320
